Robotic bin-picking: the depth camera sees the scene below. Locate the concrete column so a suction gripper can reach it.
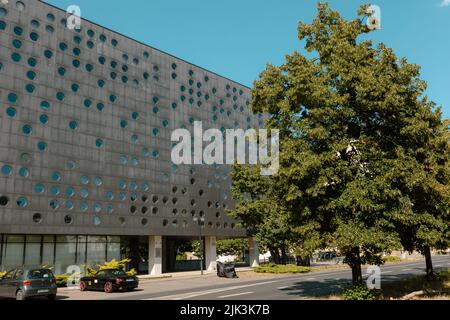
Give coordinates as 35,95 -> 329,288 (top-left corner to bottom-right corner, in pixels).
204,236 -> 217,272
248,237 -> 260,268
148,235 -> 162,275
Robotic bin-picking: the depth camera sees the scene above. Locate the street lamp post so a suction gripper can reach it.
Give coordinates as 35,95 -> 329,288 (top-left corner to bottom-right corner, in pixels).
193,214 -> 205,275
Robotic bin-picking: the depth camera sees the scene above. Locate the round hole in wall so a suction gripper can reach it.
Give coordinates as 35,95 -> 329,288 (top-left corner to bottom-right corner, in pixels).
64,215 -> 73,225
32,213 -> 42,224
141,218 -> 148,226
0,196 -> 9,206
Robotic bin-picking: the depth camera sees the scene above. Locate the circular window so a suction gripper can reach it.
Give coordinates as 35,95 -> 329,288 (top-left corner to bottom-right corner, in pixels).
0,196 -> 9,206
50,185 -> 60,196
142,207 -> 148,214
11,52 -> 21,62
64,215 -> 73,225
216,212 -> 221,218
96,103 -> 104,111
16,197 -> 28,207
58,67 -> 66,76
141,218 -> 148,226
80,202 -> 88,212
56,92 -> 65,101
66,160 -> 77,170
51,171 -> 61,182
0,8 -> 8,17
80,189 -> 89,198
172,198 -> 178,205
119,180 -> 127,190
130,193 -> 137,202
39,114 -> 49,124
163,220 -> 168,227
34,184 -> 45,194
94,203 -> 102,213
130,206 -> 137,215
20,153 -> 32,164
94,177 -> 103,186
152,207 -> 158,215
69,120 -> 78,130
80,175 -> 89,185
65,187 -> 75,197
162,196 -> 169,204
152,195 -> 158,203
1,165 -> 12,176
33,213 -> 42,224
119,217 -> 126,225
65,201 -> 74,210
106,191 -> 114,200
6,107 -> 16,118
18,167 -> 29,178
99,34 -> 107,42
119,192 -> 126,201
95,139 -> 104,148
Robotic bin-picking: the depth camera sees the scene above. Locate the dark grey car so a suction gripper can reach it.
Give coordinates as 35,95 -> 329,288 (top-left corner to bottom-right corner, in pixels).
0,268 -> 57,300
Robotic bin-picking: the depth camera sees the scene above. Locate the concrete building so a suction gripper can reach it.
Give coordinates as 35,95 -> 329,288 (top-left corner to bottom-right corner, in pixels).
0,0 -> 262,274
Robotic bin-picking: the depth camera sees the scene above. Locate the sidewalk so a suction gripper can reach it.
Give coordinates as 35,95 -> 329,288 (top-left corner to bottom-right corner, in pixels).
137,266 -> 254,281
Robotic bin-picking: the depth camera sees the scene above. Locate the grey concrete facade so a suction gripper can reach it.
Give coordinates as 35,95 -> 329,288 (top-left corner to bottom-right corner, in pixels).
0,0 -> 263,239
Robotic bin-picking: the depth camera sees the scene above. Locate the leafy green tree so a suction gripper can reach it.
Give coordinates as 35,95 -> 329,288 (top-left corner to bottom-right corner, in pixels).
232,2 -> 450,284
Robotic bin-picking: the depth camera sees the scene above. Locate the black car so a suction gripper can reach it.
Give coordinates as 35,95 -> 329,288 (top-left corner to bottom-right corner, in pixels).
79,269 -> 139,293
0,268 -> 57,300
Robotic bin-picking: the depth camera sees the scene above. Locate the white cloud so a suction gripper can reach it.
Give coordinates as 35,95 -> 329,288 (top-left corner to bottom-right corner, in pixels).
441,0 -> 450,7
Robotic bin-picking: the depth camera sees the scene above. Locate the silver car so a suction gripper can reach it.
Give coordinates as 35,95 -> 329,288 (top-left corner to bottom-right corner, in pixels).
0,268 -> 57,300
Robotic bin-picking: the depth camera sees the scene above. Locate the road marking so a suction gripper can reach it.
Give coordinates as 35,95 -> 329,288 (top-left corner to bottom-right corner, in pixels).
435,264 -> 443,267
218,291 -> 253,299
305,277 -> 317,281
402,268 -> 412,271
144,279 -> 280,300
383,271 -> 393,274
277,286 -> 290,290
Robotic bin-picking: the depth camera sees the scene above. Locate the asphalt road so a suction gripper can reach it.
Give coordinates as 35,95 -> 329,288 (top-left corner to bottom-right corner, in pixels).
55,255 -> 450,300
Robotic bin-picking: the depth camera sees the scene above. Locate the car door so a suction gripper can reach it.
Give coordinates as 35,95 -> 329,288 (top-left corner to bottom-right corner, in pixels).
93,271 -> 106,290
0,270 -> 17,298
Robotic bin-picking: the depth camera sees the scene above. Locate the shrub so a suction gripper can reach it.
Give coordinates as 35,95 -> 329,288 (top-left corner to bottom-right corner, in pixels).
254,264 -> 311,274
342,285 -> 375,300
382,256 -> 402,263
86,258 -> 136,277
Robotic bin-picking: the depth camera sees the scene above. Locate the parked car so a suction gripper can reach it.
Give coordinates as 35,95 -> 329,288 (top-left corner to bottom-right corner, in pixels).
0,268 -> 57,300
79,269 -> 138,293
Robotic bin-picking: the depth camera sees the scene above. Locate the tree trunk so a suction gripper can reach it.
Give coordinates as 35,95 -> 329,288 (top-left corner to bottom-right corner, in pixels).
296,255 -> 311,267
281,246 -> 288,265
270,249 -> 280,264
348,247 -> 363,285
424,246 -> 435,280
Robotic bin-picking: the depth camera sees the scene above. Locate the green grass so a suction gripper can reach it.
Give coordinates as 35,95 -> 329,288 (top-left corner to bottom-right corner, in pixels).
381,255 -> 402,263
254,264 -> 311,274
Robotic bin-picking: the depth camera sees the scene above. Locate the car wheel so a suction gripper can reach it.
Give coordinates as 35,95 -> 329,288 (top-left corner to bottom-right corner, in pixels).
79,281 -> 87,291
127,287 -> 135,292
104,282 -> 113,293
16,289 -> 25,300
47,294 -> 57,300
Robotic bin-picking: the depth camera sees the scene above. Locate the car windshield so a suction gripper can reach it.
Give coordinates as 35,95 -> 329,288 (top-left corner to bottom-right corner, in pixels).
27,269 -> 54,279
108,270 -> 127,276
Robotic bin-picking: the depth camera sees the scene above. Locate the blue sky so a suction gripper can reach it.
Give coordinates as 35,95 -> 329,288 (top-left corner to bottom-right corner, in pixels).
46,0 -> 450,119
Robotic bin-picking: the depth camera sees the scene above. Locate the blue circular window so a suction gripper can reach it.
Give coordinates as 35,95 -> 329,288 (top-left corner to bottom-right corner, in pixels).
106,191 -> 114,200
25,84 -> 35,93
97,80 -> 105,88
37,141 -> 47,151
93,215 -> 101,226
84,99 -> 92,108
22,124 -> 33,136
131,134 -> 139,143
118,180 -> 127,190
69,120 -> 78,130
47,13 -> 55,22
44,50 -> 53,59
96,103 -> 104,111
131,112 -> 139,120
66,160 -> 76,170
14,26 -> 23,36
152,128 -> 159,136
94,203 -> 102,213
17,197 -> 28,208
18,167 -> 29,178
30,32 -> 39,41
28,57 -> 38,67
56,92 -> 65,101
80,176 -> 89,185
141,182 -> 150,191
119,192 -> 126,201
99,56 -> 106,64
106,204 -> 114,213
1,165 -> 12,176
11,52 -> 21,62
80,202 -> 88,212
34,184 -> 45,194
39,114 -> 49,124
12,39 -> 22,49
130,181 -> 138,190
58,67 -> 66,76
94,177 -> 103,186
49,200 -> 59,210
50,185 -> 60,196
6,107 -> 16,117
51,171 -> 61,182
65,201 -> 74,210
120,120 -> 128,129
72,59 -> 80,68
65,187 -> 75,197
8,93 -> 18,103
80,188 -> 89,198
119,155 -> 128,165
71,84 -> 79,92
95,139 -> 104,148
130,158 -> 138,166
26,71 -> 36,80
